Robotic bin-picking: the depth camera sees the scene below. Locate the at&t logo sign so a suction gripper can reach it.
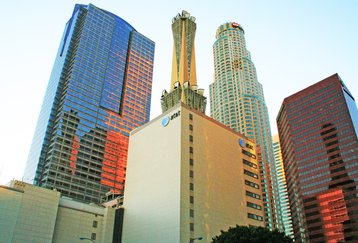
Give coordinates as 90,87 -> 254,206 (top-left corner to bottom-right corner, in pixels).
162,116 -> 170,127
162,110 -> 181,127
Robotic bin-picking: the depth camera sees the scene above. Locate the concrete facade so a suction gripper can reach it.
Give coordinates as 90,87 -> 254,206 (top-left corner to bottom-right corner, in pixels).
0,180 -> 116,243
122,103 -> 264,243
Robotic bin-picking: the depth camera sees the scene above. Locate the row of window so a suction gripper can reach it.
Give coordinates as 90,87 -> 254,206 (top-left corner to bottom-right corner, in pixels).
247,201 -> 262,210
245,180 -> 259,189
246,190 -> 261,199
248,213 -> 263,221
242,149 -> 256,159
244,169 -> 258,179
189,114 -> 195,233
243,159 -> 257,169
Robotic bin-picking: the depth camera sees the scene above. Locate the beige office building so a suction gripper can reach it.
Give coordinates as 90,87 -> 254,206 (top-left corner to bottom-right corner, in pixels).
122,103 -> 264,242
0,180 -> 117,243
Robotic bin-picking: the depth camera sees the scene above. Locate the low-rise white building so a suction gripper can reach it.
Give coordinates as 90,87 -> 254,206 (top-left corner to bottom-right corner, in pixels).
0,180 -> 118,243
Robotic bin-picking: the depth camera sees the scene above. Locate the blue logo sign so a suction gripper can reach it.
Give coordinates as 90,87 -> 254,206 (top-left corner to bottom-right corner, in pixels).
162,116 -> 170,127
239,139 -> 245,147
162,110 -> 181,127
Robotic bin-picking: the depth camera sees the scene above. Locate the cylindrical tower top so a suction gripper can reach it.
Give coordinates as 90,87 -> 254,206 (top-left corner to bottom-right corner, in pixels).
171,10 -> 197,90
161,10 -> 206,114
216,22 -> 245,39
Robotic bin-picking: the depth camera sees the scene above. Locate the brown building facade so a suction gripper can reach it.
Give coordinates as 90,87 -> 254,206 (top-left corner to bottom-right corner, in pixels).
277,74 -> 358,242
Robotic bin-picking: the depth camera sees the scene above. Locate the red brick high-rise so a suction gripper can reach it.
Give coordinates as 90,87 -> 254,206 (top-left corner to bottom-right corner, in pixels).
277,74 -> 358,242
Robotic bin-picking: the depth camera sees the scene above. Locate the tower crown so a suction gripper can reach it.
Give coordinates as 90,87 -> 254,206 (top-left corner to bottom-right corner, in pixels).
216,22 -> 245,38
161,11 -> 206,114
172,10 -> 196,23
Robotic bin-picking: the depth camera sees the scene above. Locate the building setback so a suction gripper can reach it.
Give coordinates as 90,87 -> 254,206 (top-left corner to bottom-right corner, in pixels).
23,4 -> 155,203
277,74 -> 358,242
209,22 -> 279,229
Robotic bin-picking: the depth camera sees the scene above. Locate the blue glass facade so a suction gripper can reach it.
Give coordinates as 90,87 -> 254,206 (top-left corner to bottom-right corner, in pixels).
24,4 -> 155,203
342,83 -> 358,138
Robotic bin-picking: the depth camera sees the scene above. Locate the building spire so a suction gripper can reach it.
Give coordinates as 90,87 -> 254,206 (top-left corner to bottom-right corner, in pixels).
161,10 -> 206,113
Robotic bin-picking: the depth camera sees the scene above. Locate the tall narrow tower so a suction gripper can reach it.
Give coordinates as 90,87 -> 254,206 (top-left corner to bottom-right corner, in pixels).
272,135 -> 294,239
210,22 -> 280,229
161,10 -> 206,113
23,4 -> 155,203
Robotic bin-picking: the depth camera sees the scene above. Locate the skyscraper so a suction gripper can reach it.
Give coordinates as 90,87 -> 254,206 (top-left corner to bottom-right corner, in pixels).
24,4 -> 155,203
121,11 -> 264,242
277,74 -> 358,242
209,22 -> 279,229
272,135 -> 294,239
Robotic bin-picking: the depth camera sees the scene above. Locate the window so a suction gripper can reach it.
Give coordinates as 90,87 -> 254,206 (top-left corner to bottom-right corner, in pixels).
190,170 -> 194,178
91,233 -> 96,240
92,220 -> 98,228
242,149 -> 256,159
190,223 -> 194,231
190,209 -> 194,217
190,158 -> 194,166
243,159 -> 257,168
246,190 -> 261,199
245,180 -> 259,189
247,201 -> 262,210
244,169 -> 258,179
189,113 -> 193,120
189,135 -> 193,142
190,183 -> 194,191
190,147 -> 194,154
189,124 -> 193,131
190,196 -> 194,203
248,213 -> 263,221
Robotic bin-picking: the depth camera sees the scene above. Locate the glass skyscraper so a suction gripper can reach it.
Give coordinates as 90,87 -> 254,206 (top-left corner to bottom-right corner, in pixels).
277,74 -> 358,242
209,22 -> 280,229
24,4 -> 155,203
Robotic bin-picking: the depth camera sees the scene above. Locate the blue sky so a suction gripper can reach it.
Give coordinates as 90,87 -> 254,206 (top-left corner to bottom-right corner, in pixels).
0,0 -> 357,184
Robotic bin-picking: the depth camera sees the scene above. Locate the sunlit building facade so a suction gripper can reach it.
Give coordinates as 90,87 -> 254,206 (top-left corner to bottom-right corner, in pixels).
209,22 -> 279,229
277,74 -> 358,242
122,11 -> 264,242
24,4 -> 155,203
272,135 -> 294,239
0,180 -> 119,243
122,103 -> 264,242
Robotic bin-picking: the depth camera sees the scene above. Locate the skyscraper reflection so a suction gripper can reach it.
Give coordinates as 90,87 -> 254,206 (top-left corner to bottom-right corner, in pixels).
24,4 -> 155,203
